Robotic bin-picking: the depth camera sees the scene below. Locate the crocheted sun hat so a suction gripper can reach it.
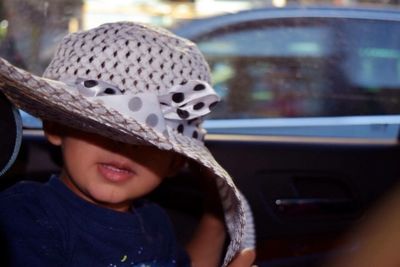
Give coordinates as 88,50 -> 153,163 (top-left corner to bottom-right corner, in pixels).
0,22 -> 252,265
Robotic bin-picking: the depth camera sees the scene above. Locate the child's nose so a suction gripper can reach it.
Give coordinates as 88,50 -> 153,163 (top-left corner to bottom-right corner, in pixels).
103,139 -> 138,156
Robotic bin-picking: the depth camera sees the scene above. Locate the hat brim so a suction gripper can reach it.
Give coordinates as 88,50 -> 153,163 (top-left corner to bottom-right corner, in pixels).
0,57 -> 245,265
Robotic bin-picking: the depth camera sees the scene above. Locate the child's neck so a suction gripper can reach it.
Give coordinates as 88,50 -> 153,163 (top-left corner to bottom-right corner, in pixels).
60,170 -> 134,213
100,201 -> 134,213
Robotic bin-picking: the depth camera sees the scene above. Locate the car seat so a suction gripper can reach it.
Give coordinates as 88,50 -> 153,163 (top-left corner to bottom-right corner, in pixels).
0,91 -> 22,177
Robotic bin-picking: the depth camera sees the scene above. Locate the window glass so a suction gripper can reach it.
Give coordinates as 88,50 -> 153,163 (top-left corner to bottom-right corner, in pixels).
195,19 -> 400,120
0,1 -> 399,139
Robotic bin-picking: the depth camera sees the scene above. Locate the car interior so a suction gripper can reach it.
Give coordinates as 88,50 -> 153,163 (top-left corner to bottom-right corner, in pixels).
2,99 -> 400,267
0,92 -> 22,177
1,2 -> 400,267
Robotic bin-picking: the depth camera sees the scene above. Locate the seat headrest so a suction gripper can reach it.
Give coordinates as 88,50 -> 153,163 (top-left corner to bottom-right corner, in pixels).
0,92 -> 22,176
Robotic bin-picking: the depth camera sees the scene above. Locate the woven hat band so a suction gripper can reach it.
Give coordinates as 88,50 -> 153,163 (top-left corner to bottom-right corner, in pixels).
63,77 -> 219,142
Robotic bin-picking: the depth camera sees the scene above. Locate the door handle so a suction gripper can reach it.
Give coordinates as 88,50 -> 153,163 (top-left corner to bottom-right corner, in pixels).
274,198 -> 356,216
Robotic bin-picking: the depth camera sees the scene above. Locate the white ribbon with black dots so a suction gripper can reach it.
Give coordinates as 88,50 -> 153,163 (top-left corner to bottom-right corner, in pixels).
64,78 -> 220,141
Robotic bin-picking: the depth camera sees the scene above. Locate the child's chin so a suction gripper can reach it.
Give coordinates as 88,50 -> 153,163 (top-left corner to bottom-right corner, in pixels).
89,188 -> 133,211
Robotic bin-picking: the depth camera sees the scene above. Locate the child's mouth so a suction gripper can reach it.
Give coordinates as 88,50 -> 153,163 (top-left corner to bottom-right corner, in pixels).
97,163 -> 135,182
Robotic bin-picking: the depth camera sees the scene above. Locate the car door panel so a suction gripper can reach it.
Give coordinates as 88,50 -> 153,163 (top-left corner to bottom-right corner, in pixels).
206,136 -> 400,264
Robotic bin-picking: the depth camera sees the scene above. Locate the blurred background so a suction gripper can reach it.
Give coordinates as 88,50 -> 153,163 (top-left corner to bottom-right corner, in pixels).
1,0 -> 398,74
1,0 -> 400,138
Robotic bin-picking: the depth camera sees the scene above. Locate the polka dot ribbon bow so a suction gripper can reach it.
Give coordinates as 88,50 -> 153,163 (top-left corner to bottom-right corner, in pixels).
67,78 -> 220,141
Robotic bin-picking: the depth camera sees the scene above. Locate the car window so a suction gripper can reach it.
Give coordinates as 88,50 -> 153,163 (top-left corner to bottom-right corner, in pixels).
175,13 -> 400,139
1,1 -> 399,140
194,18 -> 400,119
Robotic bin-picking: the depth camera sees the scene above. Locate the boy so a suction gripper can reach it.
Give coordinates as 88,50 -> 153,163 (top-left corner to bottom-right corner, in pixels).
0,22 -> 254,266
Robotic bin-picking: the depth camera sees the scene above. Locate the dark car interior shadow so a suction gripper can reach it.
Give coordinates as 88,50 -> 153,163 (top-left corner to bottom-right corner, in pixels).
3,131 -> 400,267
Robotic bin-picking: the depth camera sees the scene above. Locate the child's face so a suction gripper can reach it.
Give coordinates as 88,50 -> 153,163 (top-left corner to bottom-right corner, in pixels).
44,124 -> 182,212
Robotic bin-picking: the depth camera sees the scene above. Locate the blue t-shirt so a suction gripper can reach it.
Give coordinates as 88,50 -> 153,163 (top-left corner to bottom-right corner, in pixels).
0,176 -> 191,267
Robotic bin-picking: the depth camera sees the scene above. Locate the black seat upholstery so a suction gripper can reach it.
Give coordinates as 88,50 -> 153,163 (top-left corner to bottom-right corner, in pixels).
0,92 -> 22,176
